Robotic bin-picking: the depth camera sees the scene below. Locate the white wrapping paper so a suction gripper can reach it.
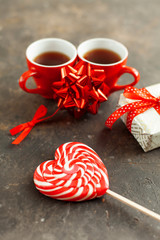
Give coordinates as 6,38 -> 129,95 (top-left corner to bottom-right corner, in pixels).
118,83 -> 160,152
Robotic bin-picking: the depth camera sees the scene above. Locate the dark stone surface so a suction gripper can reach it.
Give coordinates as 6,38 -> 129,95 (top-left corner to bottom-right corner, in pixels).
0,0 -> 160,239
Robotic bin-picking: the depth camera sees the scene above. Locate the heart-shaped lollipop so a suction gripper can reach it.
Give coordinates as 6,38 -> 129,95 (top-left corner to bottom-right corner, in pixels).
34,142 -> 109,201
34,142 -> 160,221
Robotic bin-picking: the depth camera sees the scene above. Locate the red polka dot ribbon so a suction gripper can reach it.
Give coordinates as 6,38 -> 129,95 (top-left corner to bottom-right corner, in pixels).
105,86 -> 160,131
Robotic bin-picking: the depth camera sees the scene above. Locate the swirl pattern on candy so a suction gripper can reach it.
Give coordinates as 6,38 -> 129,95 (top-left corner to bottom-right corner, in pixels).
34,142 -> 160,221
34,142 -> 109,201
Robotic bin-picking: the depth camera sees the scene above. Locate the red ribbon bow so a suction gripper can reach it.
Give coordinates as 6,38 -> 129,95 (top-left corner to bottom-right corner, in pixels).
10,105 -> 59,144
10,62 -> 109,145
52,61 -> 109,117
105,86 -> 160,131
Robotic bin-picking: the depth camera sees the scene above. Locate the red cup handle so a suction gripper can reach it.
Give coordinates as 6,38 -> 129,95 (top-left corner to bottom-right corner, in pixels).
111,65 -> 140,92
19,70 -> 44,94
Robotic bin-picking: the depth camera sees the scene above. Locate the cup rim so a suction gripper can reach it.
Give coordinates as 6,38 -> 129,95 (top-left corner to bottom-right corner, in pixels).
77,38 -> 128,66
26,38 -> 77,68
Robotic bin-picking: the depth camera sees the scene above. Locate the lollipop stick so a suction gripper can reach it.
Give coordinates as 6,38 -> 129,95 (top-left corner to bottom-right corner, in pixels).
107,189 -> 160,221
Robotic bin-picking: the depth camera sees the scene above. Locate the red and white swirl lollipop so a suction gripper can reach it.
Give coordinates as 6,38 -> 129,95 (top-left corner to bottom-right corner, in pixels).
34,142 -> 160,221
34,142 -> 109,201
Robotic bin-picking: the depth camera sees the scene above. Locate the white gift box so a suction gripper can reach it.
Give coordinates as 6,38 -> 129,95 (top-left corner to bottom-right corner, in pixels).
118,83 -> 160,152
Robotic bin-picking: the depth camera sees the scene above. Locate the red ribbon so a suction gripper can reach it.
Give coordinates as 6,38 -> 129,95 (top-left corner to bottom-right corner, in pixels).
105,86 -> 160,131
52,61 -> 109,117
10,61 -> 109,144
10,105 -> 59,144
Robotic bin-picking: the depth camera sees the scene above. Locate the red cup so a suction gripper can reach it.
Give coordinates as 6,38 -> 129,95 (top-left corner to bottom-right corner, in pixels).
19,38 -> 77,99
77,38 -> 140,95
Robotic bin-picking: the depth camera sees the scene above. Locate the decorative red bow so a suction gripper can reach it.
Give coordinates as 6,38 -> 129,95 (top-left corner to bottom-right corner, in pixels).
105,86 -> 160,131
10,61 -> 109,144
52,61 -> 109,117
10,105 -> 59,144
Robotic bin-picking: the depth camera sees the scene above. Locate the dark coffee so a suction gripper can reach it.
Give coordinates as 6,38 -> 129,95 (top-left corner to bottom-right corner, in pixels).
83,48 -> 121,64
34,51 -> 70,66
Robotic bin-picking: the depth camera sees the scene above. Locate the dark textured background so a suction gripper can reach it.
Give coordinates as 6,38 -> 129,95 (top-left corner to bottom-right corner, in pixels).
1,0 -> 160,239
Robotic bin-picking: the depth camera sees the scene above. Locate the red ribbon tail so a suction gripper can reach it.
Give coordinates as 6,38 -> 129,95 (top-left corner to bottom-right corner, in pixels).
10,124 -> 26,136
105,110 -> 122,129
105,100 -> 155,130
105,102 -> 143,129
11,127 -> 32,145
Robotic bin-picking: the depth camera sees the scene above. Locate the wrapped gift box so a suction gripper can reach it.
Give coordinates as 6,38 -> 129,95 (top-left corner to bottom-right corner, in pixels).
118,83 -> 160,152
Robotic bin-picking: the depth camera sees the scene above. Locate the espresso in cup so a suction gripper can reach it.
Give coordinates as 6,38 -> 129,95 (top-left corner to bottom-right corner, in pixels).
34,51 -> 70,66
83,48 -> 121,65
19,38 -> 77,98
77,38 -> 140,95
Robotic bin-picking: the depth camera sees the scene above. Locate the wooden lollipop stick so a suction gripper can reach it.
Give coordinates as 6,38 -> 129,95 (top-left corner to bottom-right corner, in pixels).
107,189 -> 160,222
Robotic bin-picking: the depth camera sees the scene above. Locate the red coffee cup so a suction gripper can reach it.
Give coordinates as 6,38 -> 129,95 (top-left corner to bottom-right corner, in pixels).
77,38 -> 140,95
19,38 -> 77,99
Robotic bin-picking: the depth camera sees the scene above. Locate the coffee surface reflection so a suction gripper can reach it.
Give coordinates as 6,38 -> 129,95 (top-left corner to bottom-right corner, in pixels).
34,51 -> 70,66
83,48 -> 121,64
